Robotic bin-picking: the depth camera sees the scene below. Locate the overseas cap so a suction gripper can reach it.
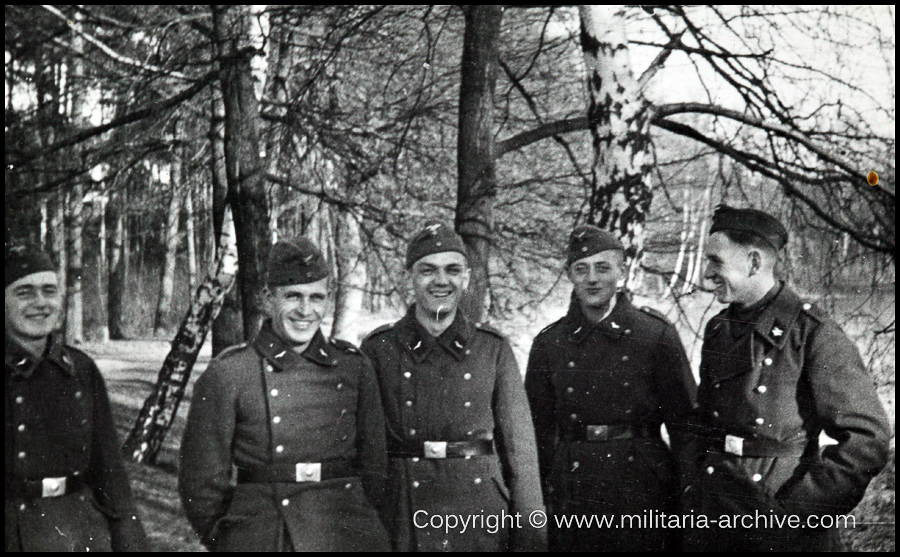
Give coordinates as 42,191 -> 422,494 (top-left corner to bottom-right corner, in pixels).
6,243 -> 56,288
709,204 -> 788,250
566,224 -> 623,267
405,221 -> 467,269
266,237 -> 329,286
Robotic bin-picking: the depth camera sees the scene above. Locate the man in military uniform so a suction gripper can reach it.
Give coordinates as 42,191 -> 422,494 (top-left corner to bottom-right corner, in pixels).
5,244 -> 148,552
525,225 -> 697,551
361,222 -> 546,552
179,237 -> 390,552
683,205 -> 891,551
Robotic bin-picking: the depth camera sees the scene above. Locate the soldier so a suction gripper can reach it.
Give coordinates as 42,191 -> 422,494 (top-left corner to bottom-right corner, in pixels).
360,221 -> 546,552
682,205 -> 891,551
5,244 -> 148,552
179,237 -> 390,552
524,225 -> 697,551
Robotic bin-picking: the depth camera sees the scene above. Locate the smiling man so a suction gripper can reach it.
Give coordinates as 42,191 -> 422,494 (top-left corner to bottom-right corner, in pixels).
361,221 -> 546,552
683,205 -> 890,551
525,225 -> 696,551
5,244 -> 148,552
179,237 -> 390,552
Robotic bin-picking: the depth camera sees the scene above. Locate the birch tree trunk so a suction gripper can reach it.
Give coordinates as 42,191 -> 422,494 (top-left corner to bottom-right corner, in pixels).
96,195 -> 109,342
214,5 -> 269,341
185,182 -> 198,295
65,183 -> 84,344
579,5 -> 653,288
123,207 -> 239,464
331,206 -> 366,342
108,189 -> 126,339
456,5 -> 503,323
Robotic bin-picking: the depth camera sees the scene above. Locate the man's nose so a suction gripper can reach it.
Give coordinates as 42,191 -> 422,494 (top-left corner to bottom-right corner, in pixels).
298,297 -> 311,314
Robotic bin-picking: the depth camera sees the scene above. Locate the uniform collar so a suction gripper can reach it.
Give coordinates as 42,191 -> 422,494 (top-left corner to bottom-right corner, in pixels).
397,305 -> 473,363
565,291 -> 634,345
252,321 -> 336,370
5,333 -> 74,379
752,282 -> 802,349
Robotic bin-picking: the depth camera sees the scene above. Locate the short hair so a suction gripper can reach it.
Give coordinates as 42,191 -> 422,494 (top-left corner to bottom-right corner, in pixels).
720,229 -> 778,259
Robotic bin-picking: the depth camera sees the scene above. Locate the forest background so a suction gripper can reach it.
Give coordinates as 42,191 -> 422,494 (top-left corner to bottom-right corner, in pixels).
5,5 -> 894,551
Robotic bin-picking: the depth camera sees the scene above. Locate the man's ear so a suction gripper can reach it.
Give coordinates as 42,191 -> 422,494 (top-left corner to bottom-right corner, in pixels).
748,249 -> 762,277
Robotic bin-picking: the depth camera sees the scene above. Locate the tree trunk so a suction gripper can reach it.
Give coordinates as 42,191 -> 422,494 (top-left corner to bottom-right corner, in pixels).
689,179 -> 713,289
50,191 -> 68,332
209,85 -> 243,355
108,189 -> 127,339
185,182 -> 198,295
123,206 -> 239,464
96,195 -> 109,342
579,5 -> 653,288
670,188 -> 690,290
456,5 -> 503,323
65,183 -> 84,344
215,5 -> 269,342
154,151 -> 183,336
331,206 -> 366,342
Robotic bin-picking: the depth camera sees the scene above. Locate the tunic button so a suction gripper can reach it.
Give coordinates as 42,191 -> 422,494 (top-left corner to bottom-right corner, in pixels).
409,429 -> 416,435
266,365 -> 274,373
628,456 -> 635,462
466,431 -> 473,436
341,409 -> 348,416
270,389 -> 279,397
763,358 -> 773,366
463,373 -> 472,380
74,391 -> 83,399
465,349 -> 471,355
15,396 -> 24,404
803,303 -> 812,311
412,481 -> 420,488
412,457 -> 420,463
570,414 -> 578,420
625,409 -> 632,415
714,383 -> 721,389
406,400 -> 413,407
566,387 -> 574,394
624,329 -> 631,335
345,483 -> 353,489
706,466 -> 715,474
282,499 -> 289,506
755,418 -> 765,425
567,361 -> 575,368
18,452 -> 26,459
272,416 -> 281,424
19,503 -> 26,512
712,411 -> 719,418
464,402 -> 471,408
403,372 -> 412,379
622,355 -> 629,362
275,445 -> 284,453
623,381 -> 630,387
474,478 -> 482,485
752,473 -> 763,482
341,435 -> 349,441
17,424 -> 25,432
757,385 -> 767,393
336,383 -> 343,390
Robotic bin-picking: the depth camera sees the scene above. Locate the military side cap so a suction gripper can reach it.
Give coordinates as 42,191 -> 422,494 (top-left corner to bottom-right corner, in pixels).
405,221 -> 467,268
566,225 -> 623,267
709,204 -> 788,250
266,237 -> 329,286
6,243 -> 56,287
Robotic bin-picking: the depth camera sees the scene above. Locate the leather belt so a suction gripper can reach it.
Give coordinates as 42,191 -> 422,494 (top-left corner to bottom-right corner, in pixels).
7,475 -> 76,499
707,434 -> 806,457
564,423 -> 658,442
237,459 -> 357,483
387,438 -> 494,459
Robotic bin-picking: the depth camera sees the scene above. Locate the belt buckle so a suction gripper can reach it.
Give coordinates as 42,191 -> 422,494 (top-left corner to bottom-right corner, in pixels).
424,441 -> 448,459
724,434 -> 744,456
295,463 -> 321,482
586,425 -> 609,441
42,477 -> 67,498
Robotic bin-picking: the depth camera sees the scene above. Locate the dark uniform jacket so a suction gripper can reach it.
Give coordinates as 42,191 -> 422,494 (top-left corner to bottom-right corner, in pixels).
683,283 -> 891,551
179,323 -> 390,552
525,292 -> 697,551
5,334 -> 148,552
361,308 -> 547,552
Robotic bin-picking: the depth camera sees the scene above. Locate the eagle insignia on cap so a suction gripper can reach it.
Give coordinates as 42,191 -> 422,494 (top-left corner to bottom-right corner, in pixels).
425,223 -> 441,235
771,326 -> 783,337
